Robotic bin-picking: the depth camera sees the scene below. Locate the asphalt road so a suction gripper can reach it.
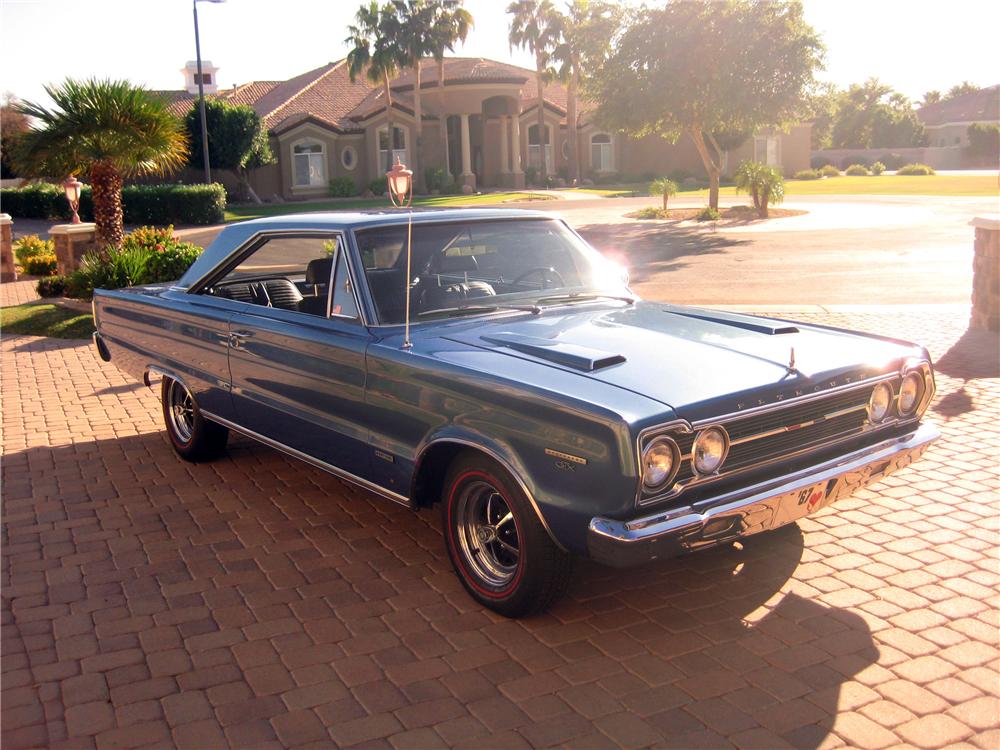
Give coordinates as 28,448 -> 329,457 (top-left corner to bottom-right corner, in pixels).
89,192 -> 1000,306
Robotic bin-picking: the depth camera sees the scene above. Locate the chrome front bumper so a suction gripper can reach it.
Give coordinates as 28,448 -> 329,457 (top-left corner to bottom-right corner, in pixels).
588,423 -> 940,568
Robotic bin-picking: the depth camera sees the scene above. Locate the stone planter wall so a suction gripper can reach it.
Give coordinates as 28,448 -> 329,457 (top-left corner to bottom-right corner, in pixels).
971,216 -> 999,332
0,214 -> 14,282
50,223 -> 98,276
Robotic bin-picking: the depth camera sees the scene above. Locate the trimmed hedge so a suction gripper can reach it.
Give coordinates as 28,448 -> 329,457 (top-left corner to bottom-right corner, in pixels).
1,183 -> 226,225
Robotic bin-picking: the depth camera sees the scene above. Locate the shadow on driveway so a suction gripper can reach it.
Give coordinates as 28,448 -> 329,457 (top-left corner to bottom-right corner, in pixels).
2,425 -> 876,749
578,221 -> 749,284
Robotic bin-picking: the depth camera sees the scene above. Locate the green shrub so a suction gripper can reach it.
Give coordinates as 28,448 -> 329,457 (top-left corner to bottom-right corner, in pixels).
23,255 -> 58,276
819,164 -> 841,177
36,275 -> 68,298
1,182 -> 225,224
845,164 -> 870,176
696,207 -> 721,221
424,167 -> 453,193
368,177 -> 388,196
897,163 -> 935,175
967,122 -> 1000,160
878,153 -> 907,170
328,176 -> 357,198
793,168 -> 821,180
524,166 -> 538,186
870,161 -> 886,175
64,225 -> 203,298
734,161 -> 785,219
13,235 -> 55,265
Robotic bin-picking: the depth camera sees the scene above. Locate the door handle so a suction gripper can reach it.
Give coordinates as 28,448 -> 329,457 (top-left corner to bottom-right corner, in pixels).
231,330 -> 254,339
228,331 -> 253,349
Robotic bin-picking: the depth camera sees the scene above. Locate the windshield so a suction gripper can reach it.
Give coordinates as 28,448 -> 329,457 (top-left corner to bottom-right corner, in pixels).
354,218 -> 628,324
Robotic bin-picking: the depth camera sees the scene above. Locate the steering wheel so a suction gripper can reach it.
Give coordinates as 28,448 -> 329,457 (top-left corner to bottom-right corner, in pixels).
512,266 -> 565,289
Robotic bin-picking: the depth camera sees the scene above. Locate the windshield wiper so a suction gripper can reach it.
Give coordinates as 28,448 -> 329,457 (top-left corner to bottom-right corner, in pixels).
417,302 -> 542,318
535,292 -> 635,307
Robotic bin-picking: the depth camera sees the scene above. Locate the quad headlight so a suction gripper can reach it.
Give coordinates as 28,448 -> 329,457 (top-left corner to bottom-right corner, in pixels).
692,426 -> 729,475
867,382 -> 893,423
641,437 -> 679,490
898,372 -> 924,416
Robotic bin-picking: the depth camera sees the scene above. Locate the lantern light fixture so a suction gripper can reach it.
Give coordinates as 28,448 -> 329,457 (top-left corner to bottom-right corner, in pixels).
63,176 -> 83,224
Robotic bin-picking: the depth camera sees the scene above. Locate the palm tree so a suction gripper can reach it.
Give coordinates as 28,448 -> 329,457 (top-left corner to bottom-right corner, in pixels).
508,0 -> 561,183
13,79 -> 188,248
550,0 -> 620,184
393,1 -> 472,193
347,1 -> 405,174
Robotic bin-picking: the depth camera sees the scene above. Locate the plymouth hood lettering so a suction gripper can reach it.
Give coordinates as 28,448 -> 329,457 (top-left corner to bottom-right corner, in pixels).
443,302 -> 916,420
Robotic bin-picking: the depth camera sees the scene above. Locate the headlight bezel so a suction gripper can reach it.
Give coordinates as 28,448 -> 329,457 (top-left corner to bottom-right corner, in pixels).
691,425 -> 730,477
899,358 -> 935,419
640,436 -> 680,491
897,372 -> 923,416
867,382 -> 893,423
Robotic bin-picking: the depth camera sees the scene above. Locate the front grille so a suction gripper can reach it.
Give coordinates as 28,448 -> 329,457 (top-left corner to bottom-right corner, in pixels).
641,378 -> 903,504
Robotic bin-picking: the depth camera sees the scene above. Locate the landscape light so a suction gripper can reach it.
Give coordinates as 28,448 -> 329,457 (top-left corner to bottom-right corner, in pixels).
63,176 -> 83,224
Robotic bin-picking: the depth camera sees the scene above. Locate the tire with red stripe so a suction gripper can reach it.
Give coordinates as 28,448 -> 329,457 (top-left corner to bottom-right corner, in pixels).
442,452 -> 573,617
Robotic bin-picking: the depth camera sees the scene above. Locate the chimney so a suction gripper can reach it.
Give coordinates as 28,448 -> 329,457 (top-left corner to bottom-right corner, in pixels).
182,61 -> 219,95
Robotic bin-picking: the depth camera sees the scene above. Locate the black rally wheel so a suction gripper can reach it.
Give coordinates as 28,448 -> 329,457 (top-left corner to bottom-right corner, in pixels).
442,452 -> 573,618
160,377 -> 229,462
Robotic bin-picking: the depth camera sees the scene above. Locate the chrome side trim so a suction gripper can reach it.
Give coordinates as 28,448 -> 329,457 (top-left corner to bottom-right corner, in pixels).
592,423 -> 940,568
415,437 -> 567,552
200,410 -> 410,508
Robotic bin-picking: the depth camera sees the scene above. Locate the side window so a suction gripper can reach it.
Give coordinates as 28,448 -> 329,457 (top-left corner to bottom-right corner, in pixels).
331,248 -> 359,321
205,235 -> 338,318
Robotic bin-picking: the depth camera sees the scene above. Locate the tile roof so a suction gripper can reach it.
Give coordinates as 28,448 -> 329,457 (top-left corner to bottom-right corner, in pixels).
917,85 -> 1000,127
153,56 -> 580,135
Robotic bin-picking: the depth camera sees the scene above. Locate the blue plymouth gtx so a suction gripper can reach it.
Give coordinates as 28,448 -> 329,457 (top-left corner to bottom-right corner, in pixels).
93,208 -> 939,617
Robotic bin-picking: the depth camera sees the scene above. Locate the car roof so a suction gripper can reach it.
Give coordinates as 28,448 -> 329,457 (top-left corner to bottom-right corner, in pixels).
237,207 -> 555,230
176,207 -> 560,289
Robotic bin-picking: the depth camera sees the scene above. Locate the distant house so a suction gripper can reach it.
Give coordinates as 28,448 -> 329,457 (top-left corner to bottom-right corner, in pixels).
157,59 -> 811,200
917,85 -> 1000,148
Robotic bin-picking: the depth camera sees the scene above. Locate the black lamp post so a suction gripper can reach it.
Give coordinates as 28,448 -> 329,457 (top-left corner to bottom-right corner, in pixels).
193,0 -> 225,184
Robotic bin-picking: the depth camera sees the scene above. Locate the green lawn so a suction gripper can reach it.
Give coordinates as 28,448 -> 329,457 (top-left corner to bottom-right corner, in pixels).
1,303 -> 95,338
224,191 -> 554,222
573,174 -> 999,199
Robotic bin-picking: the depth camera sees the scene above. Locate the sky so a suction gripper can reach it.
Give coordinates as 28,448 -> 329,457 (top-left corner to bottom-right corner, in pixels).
1,0 -> 998,108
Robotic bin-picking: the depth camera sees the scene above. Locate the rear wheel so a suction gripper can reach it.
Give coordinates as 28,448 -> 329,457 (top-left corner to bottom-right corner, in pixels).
442,452 -> 572,617
161,377 -> 228,462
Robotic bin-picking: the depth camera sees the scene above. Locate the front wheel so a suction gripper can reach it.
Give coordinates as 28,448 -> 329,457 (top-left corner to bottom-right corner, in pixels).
161,377 -> 229,462
442,453 -> 573,617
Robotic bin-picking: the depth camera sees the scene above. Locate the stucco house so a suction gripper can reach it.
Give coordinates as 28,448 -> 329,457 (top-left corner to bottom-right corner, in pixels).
917,85 -> 1000,148
159,58 -> 811,200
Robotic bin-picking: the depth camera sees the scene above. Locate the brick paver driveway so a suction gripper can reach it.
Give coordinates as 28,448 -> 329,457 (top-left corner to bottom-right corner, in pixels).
2,309 -> 997,749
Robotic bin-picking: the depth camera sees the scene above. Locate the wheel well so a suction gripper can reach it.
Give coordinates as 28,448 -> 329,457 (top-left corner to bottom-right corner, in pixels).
411,442 -> 470,509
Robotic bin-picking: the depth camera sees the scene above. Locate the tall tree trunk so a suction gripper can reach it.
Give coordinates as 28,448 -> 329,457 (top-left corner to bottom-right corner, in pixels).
383,73 -> 394,175
90,161 -> 124,250
413,59 -> 425,194
237,168 -> 262,205
689,127 -> 721,210
567,65 -> 579,184
536,53 -> 547,183
438,60 -> 449,180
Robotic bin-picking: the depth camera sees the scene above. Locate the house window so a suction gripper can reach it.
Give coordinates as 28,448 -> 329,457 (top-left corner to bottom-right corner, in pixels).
590,133 -> 613,172
293,140 -> 327,187
754,136 -> 780,166
378,126 -> 407,167
341,145 -> 357,171
194,73 -> 212,85
527,124 -> 552,173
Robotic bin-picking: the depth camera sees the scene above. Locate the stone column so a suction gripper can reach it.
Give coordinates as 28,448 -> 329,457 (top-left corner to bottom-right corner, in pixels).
971,215 -> 999,331
0,214 -> 15,282
459,113 -> 475,191
510,116 -> 525,189
499,116 -> 510,175
50,223 -> 98,276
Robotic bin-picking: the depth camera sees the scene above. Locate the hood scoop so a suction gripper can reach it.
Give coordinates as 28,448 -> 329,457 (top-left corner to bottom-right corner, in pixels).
667,309 -> 799,335
481,333 -> 626,372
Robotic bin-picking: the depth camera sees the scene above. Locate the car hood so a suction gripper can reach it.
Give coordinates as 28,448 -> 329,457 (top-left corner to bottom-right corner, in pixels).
443,301 -> 922,421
